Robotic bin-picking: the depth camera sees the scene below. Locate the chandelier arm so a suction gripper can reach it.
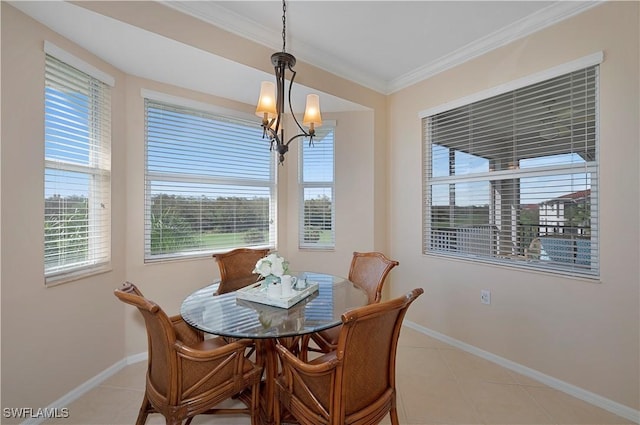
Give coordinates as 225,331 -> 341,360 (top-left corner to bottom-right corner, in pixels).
273,63 -> 286,136
286,65 -> 311,137
285,132 -> 313,147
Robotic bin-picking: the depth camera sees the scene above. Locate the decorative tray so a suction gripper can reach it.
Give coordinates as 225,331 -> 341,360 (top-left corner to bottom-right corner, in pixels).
235,281 -> 319,309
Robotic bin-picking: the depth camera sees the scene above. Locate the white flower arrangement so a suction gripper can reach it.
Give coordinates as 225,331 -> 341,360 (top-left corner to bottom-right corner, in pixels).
253,252 -> 289,280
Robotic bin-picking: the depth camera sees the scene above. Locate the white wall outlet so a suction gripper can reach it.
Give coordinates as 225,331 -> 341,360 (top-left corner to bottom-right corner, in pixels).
480,289 -> 491,305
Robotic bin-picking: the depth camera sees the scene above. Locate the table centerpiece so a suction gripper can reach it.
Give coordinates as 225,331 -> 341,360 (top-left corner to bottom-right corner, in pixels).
234,252 -> 319,308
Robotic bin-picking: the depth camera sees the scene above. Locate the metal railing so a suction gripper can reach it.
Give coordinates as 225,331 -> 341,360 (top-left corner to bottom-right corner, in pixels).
430,224 -> 592,266
430,225 -> 496,256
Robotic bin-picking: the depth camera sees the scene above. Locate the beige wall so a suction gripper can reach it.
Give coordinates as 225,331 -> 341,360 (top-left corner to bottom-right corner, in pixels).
284,110 -> 377,274
388,1 -> 639,410
1,0 -> 638,418
1,4 -> 127,415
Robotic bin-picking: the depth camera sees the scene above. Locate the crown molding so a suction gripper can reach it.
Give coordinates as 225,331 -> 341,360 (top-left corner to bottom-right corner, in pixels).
162,1 -> 604,96
388,1 -> 604,94
161,1 -> 279,51
160,1 -> 389,93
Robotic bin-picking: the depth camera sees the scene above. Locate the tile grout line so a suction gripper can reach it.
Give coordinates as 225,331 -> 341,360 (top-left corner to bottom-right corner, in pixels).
519,384 -> 561,425
404,322 -> 640,423
436,346 -> 488,425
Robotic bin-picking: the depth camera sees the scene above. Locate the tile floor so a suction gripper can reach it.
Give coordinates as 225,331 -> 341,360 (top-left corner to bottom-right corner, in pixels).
44,327 -> 633,425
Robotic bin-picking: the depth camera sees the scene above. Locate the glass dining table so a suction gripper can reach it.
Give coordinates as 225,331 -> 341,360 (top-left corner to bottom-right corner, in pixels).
180,272 -> 368,425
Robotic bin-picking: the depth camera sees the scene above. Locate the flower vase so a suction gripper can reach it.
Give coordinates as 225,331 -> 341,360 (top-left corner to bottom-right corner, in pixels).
263,275 -> 280,287
263,276 -> 281,298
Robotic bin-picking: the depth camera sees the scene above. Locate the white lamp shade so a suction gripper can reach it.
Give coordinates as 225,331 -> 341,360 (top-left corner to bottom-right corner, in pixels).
256,81 -> 277,118
302,94 -> 322,127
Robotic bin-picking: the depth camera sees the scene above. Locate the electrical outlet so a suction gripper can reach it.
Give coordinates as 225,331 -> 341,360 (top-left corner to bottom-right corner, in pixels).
480,289 -> 491,305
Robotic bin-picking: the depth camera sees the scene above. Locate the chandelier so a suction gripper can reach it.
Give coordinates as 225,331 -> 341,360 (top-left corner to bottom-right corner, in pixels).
255,0 -> 322,165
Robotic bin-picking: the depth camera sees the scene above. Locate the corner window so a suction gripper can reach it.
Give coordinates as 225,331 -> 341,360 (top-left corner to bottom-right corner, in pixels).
44,53 -> 112,284
144,98 -> 276,261
299,123 -> 335,249
423,65 -> 599,278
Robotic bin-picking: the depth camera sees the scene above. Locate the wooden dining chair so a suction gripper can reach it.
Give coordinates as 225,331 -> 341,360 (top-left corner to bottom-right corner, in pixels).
213,248 -> 270,295
300,251 -> 399,360
349,251 -> 401,304
114,282 -> 262,425
274,288 -> 423,425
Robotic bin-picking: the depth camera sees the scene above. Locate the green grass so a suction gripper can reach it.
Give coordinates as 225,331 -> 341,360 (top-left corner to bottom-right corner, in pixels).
200,231 -> 267,248
153,229 -> 334,253
200,230 -> 332,246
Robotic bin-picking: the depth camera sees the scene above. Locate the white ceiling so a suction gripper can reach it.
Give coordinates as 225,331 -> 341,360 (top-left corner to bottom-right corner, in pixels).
164,1 -> 598,93
11,1 -> 600,112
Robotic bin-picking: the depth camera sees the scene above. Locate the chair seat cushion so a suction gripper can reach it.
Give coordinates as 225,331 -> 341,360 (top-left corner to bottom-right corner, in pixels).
191,337 -> 257,374
191,336 -> 228,351
318,325 -> 341,345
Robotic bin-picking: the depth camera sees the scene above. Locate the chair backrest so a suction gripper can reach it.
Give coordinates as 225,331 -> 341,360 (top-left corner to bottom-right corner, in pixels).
213,248 -> 270,294
113,282 -> 178,404
335,288 -> 423,420
348,251 -> 399,304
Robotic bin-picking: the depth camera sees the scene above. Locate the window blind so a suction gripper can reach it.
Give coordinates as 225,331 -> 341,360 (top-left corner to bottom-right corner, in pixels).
144,99 -> 276,261
299,125 -> 335,249
424,66 -> 599,278
44,54 -> 112,283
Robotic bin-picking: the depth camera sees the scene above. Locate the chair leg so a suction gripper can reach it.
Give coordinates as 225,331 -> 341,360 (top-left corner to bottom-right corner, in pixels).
135,394 -> 151,425
165,415 -> 182,425
389,406 -> 400,425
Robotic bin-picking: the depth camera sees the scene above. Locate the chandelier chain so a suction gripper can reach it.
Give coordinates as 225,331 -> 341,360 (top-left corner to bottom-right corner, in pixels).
281,0 -> 287,52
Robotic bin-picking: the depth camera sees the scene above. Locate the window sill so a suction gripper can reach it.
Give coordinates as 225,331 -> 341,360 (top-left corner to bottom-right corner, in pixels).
423,251 -> 601,284
45,264 -> 112,287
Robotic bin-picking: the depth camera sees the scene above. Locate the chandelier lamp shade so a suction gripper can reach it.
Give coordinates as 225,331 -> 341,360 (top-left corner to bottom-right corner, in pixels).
255,0 -> 322,165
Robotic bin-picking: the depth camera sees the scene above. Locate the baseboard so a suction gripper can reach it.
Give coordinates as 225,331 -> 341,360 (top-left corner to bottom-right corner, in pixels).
20,330 -> 640,425
126,351 -> 148,365
20,353 -> 148,425
403,320 -> 640,424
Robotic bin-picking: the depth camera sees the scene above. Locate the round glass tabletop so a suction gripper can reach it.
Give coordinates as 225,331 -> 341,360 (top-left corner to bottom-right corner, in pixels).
180,272 -> 368,339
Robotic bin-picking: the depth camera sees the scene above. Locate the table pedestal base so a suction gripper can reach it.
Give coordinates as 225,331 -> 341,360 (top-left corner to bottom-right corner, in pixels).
255,337 -> 301,425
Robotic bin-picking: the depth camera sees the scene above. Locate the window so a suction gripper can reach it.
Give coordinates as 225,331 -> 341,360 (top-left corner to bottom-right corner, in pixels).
423,63 -> 599,278
44,52 -> 112,284
299,123 -> 335,249
144,97 -> 276,261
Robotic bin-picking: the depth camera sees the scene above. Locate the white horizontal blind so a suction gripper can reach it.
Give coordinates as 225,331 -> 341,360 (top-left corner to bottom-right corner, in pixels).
424,66 -> 598,278
299,125 -> 335,249
144,99 -> 276,261
44,54 -> 112,283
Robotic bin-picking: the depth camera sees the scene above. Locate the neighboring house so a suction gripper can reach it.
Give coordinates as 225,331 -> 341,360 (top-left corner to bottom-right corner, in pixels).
539,189 -> 591,236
